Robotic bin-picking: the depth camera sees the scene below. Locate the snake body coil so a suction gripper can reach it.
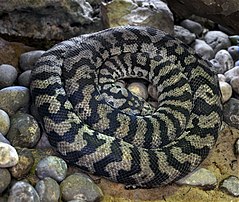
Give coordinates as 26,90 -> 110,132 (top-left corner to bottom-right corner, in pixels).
31,26 -> 222,187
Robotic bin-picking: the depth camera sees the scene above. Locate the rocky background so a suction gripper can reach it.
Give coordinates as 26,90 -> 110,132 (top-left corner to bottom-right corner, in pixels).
0,0 -> 239,202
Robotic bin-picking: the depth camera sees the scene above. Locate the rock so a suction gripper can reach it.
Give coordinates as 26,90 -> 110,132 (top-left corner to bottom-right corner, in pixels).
213,50 -> 234,74
0,132 -> 10,144
0,37 -> 34,70
35,177 -> 60,202
0,142 -> 18,168
193,39 -> 214,60
217,74 -> 226,82
219,81 -> 232,103
0,109 -> 10,136
6,112 -> 40,148
60,173 -> 103,201
18,70 -> 32,87
224,66 -> 239,82
128,82 -> 148,100
36,156 -> 67,182
0,64 -> 18,88
167,0 -> 239,34
174,25 -> 196,44
148,84 -> 158,100
19,51 -> 45,71
0,1 -> 102,41
220,176 -> 239,197
101,0 -> 174,34
0,168 -> 11,193
230,76 -> 239,94
9,148 -> 34,179
8,181 -> 40,202
0,86 -> 30,116
223,98 -> 239,129
228,46 -> 239,61
229,35 -> 239,45
235,60 -> 239,66
180,19 -> 203,36
234,138 -> 239,156
35,132 -> 51,149
176,168 -> 217,189
204,31 -> 231,54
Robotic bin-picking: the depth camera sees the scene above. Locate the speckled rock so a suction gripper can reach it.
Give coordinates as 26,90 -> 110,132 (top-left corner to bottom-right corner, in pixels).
219,81 -> 232,103
18,70 -> 31,87
0,64 -> 18,88
234,138 -> 239,156
204,31 -> 231,54
193,39 -> 214,60
220,176 -> 239,197
228,46 -> 239,61
36,156 -> 67,182
60,173 -> 103,202
128,82 -> 148,100
0,86 -> 30,116
8,181 -> 40,202
174,25 -> 196,44
0,168 -> 11,193
223,98 -> 239,129
0,142 -> 18,168
20,50 -> 45,71
6,112 -> 40,148
176,168 -> 217,189
0,109 -> 10,135
35,177 -> 60,202
180,19 -> 203,35
0,132 -> 10,144
9,148 -> 34,179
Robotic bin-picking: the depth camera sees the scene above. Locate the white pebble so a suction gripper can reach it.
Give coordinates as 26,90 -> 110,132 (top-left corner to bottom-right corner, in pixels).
127,82 -> 148,100
214,50 -> 234,73
219,81 -> 232,103
0,109 -> 10,135
0,142 -> 19,168
217,74 -> 226,82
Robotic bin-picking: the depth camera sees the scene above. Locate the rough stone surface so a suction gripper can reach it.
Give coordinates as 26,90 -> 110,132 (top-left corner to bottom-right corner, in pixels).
167,0 -> 239,34
0,168 -> 11,193
0,142 -> 19,168
213,50 -> 234,74
223,98 -> 239,129
0,0 -> 103,40
220,176 -> 239,197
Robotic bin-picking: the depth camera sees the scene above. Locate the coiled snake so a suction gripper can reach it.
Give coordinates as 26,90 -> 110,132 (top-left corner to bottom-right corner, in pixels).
31,26 -> 222,188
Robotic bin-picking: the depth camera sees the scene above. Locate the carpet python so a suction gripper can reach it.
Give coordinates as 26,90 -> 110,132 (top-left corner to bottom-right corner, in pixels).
31,26 -> 222,188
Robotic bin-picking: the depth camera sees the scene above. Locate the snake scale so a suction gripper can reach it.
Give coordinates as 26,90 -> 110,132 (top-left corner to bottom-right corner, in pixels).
31,26 -> 222,188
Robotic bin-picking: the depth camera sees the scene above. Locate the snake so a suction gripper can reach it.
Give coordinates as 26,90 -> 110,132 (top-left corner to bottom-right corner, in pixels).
30,26 -> 222,188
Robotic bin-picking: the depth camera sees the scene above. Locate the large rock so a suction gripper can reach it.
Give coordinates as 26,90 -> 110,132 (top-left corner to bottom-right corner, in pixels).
0,0 -> 103,40
167,0 -> 239,34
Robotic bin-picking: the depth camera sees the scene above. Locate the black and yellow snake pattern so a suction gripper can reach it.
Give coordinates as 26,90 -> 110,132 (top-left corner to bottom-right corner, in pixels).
31,26 -> 222,188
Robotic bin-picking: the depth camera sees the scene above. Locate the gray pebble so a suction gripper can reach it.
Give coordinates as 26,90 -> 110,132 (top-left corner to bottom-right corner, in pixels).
220,176 -> 239,197
230,76 -> 239,94
0,109 -> 10,136
9,148 -> 34,179
234,138 -> 239,156
204,31 -> 231,54
228,46 -> 239,61
176,168 -> 217,189
223,98 -> 239,129
60,173 -> 103,202
35,177 -> 60,202
180,19 -> 203,35
8,181 -> 40,202
0,168 -> 11,193
0,142 -> 18,168
36,156 -> 67,182
0,86 -> 30,116
210,59 -> 223,74
213,50 -> 234,74
6,112 -> 40,148
224,66 -> 239,82
20,50 -> 45,71
18,70 -> 31,87
0,132 -> 10,144
174,25 -> 196,44
35,132 -> 51,149
193,39 -> 214,60
0,64 -> 18,88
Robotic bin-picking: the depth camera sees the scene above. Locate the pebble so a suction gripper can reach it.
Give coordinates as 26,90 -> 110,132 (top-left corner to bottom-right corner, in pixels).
6,112 -> 40,148
8,181 -> 40,202
193,39 -> 214,60
228,46 -> 239,61
60,173 -> 103,202
204,31 -> 231,54
35,177 -> 60,202
0,168 -> 11,193
223,98 -> 239,129
174,25 -> 196,44
0,86 -> 30,116
217,74 -> 226,82
0,109 -> 10,135
19,50 -> 45,71
36,156 -> 67,182
0,142 -> 19,168
219,81 -> 232,103
176,168 -> 217,189
213,50 -> 234,74
18,70 -> 32,87
0,64 -> 18,88
235,60 -> 239,66
128,82 -> 148,100
234,138 -> 239,156
180,19 -> 203,36
224,66 -> 239,82
220,176 -> 239,197
229,35 -> 239,45
230,76 -> 239,94
0,132 -> 10,144
9,148 -> 34,179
